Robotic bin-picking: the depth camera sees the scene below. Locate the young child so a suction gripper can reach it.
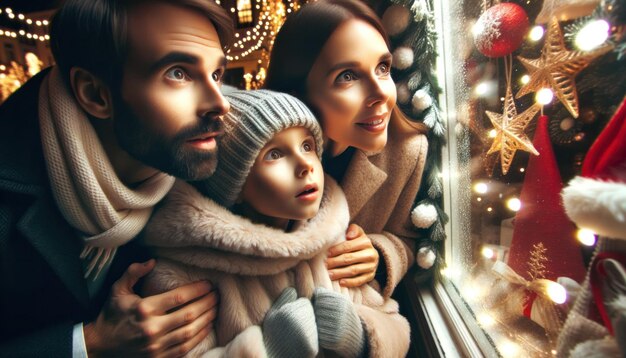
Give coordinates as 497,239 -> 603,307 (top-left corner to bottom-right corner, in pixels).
141,90 -> 410,357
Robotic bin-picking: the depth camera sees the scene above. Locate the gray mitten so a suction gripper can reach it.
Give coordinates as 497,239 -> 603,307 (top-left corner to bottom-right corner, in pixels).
312,287 -> 366,358
263,287 -> 319,358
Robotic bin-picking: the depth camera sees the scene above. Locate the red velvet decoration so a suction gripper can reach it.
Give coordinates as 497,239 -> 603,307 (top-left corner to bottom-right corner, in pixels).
582,98 -> 626,182
507,115 -> 586,282
473,3 -> 530,58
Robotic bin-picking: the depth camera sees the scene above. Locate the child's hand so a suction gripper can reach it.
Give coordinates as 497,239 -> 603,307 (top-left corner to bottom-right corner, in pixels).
326,224 -> 379,287
312,287 -> 366,358
263,287 -> 318,358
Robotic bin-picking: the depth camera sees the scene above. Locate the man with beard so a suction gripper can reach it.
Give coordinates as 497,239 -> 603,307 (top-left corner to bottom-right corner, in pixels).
0,0 -> 234,356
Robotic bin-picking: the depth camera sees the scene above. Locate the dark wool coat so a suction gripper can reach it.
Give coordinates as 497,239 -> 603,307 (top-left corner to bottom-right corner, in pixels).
0,68 -> 146,357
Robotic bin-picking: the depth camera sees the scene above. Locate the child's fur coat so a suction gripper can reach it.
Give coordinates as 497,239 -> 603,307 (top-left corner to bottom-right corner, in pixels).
141,176 -> 410,357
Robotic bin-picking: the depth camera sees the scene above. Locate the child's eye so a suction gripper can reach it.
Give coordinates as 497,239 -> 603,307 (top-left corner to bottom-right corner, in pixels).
164,67 -> 190,82
264,149 -> 282,161
302,141 -> 314,153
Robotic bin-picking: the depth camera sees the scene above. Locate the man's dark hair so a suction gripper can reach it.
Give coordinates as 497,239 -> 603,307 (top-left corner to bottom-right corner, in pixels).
50,0 -> 234,89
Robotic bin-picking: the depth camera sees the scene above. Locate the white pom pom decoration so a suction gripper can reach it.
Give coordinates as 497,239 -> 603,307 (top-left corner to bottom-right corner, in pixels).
392,47 -> 414,70
416,247 -> 436,269
397,83 -> 410,104
411,203 -> 437,228
382,5 -> 411,36
411,88 -> 433,113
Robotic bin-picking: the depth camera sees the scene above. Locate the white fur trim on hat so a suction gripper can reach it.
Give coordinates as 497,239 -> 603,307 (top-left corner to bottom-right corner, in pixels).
562,176 -> 626,240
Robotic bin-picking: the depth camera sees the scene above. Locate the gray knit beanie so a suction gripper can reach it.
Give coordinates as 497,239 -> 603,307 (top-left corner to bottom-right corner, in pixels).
194,89 -> 323,208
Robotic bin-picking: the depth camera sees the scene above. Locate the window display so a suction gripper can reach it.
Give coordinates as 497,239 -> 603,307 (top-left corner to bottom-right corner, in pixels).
434,0 -> 626,356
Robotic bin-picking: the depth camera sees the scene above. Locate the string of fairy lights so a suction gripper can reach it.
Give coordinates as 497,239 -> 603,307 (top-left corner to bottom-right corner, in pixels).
221,0 -> 300,61
0,7 -> 50,42
1,0 -> 299,58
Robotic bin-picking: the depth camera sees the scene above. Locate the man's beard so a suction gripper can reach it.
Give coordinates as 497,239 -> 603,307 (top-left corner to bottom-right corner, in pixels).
112,99 -> 223,181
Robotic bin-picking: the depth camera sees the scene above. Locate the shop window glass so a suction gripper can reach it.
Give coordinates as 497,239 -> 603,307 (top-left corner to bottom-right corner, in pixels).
435,0 -> 626,356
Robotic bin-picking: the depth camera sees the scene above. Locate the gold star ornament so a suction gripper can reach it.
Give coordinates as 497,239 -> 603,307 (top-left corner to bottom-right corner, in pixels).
487,87 -> 541,175
516,17 -> 613,118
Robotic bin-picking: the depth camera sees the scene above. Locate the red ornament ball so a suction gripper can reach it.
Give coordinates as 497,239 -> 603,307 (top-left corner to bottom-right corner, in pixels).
473,3 -> 529,58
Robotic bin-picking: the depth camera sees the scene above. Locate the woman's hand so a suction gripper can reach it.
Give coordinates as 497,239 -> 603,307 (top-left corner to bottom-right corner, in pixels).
326,223 -> 379,287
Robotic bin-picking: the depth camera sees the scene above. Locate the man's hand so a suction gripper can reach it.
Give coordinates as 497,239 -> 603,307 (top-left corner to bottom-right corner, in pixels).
84,259 -> 218,358
326,224 -> 379,287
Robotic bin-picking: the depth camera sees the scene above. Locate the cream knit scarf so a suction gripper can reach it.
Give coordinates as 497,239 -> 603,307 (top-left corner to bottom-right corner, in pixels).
39,68 -> 175,279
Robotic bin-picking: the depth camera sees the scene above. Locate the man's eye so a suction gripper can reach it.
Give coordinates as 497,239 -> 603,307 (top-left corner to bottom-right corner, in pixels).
264,149 -> 282,161
165,67 -> 189,82
212,70 -> 223,82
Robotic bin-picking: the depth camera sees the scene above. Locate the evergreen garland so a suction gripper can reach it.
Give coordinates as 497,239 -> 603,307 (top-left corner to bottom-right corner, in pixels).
372,0 -> 448,284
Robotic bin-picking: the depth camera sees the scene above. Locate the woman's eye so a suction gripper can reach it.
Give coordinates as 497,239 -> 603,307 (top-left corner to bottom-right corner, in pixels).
302,142 -> 313,152
377,62 -> 391,76
165,67 -> 189,82
335,70 -> 356,83
264,149 -> 282,161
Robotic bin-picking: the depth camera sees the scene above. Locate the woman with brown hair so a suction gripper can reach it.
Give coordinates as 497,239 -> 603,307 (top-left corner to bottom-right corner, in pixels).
265,0 -> 428,299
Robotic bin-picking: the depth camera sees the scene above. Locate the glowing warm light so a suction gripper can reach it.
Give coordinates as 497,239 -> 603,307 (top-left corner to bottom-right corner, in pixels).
520,167 -> 525,173
547,281 -> 567,304
462,284 -> 485,301
477,197 -> 482,202
577,228 -> 597,246
474,182 -> 488,194
529,26 -> 544,41
477,313 -> 495,327
481,246 -> 495,259
536,88 -> 554,105
520,74 -> 530,84
471,21 -> 484,37
441,266 -> 460,279
0,65 -> 6,71
475,82 -> 489,96
499,341 -> 521,356
576,20 -> 610,51
487,207 -> 493,212
506,198 -> 521,212
488,129 -> 497,138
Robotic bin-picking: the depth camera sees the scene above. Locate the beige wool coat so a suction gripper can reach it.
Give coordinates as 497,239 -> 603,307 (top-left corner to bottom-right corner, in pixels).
142,177 -> 410,357
339,116 -> 428,299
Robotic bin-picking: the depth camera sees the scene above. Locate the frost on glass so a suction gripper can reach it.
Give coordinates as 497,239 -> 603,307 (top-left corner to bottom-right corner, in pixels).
437,0 -> 626,356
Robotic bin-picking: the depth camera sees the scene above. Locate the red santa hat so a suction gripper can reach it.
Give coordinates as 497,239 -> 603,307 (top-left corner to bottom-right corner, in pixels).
562,97 -> 626,240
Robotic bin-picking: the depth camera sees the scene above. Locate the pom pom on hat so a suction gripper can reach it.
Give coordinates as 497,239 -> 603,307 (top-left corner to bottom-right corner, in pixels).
382,5 -> 411,36
392,47 -> 414,70
195,90 -> 322,208
412,203 -> 438,228
416,247 -> 436,269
